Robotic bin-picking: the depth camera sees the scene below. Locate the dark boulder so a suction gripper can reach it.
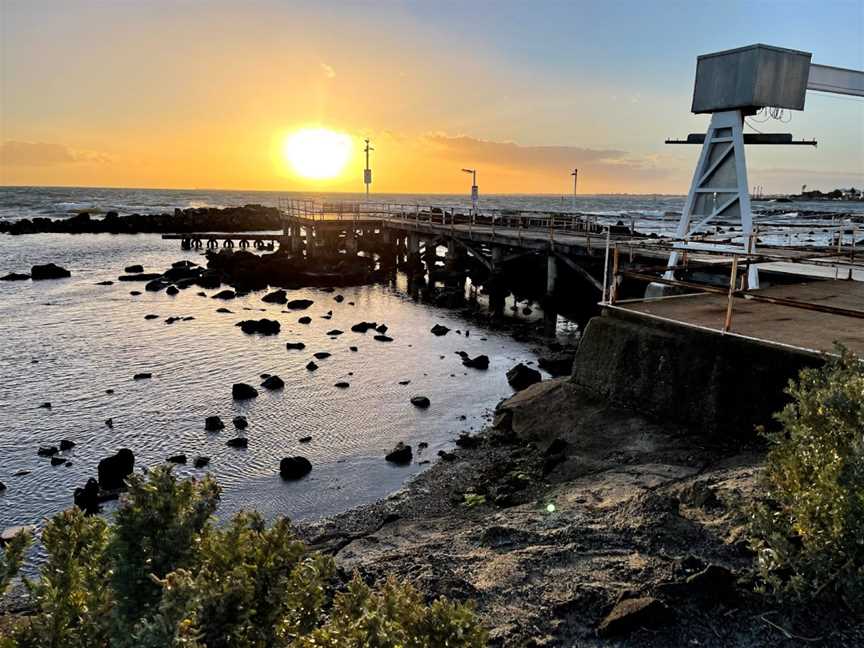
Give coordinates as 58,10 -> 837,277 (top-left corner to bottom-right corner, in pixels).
1,272 -> 30,281
31,263 -> 71,280
59,439 -> 76,451
261,375 -> 284,390
133,372 -> 152,380
232,383 -> 259,400
327,329 -> 343,336
237,319 -> 280,335
124,264 -> 144,273
385,442 -> 413,465
226,437 -> 248,449
205,416 -> 225,431
455,433 -> 480,449
286,342 -> 306,350
298,435 -> 312,443
95,280 -> 113,285
0,481 -> 5,492
280,456 -> 312,480
262,289 -> 288,304
286,299 -> 313,310
430,324 -> 450,336
410,395 -> 431,408
73,478 -> 101,514
334,381 -> 350,388
97,448 -> 135,490
306,361 -> 318,371
374,334 -> 393,342
144,314 -> 159,320
351,321 -> 377,333
165,285 -> 179,296
193,456 -> 210,469
212,289 -> 236,300
334,294 -> 344,302
538,352 -> 575,377
462,354 -> 489,370
167,454 -> 187,464
506,363 -> 542,391
313,351 -> 331,359
38,445 -> 59,457
232,415 -> 248,429
50,456 -> 66,466
216,307 -> 232,313
144,279 -> 165,292
118,273 -> 162,282
376,324 -> 388,333
298,316 -> 312,324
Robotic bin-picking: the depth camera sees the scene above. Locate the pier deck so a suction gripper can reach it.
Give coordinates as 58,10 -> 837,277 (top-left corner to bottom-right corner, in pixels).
612,280 -> 864,355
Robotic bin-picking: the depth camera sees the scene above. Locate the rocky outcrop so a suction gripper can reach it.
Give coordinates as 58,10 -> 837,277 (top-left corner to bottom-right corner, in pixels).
596,597 -> 671,637
1,205 -> 282,236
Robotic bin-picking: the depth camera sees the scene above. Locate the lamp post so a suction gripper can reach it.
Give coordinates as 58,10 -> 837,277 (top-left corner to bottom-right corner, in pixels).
462,168 -> 478,214
363,139 -> 373,199
571,168 -> 578,210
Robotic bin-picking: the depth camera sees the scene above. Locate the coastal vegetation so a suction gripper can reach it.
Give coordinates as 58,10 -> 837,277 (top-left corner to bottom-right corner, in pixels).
749,346 -> 864,610
0,467 -> 486,647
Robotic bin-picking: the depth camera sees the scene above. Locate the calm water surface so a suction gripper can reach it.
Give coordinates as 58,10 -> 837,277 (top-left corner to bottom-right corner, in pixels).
0,233 -> 549,532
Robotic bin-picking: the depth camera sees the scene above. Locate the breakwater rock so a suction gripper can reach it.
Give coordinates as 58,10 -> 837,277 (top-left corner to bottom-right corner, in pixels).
1,205 -> 282,235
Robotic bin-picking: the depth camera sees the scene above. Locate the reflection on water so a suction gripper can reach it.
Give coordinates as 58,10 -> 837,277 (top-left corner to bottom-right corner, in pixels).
0,233 -> 549,532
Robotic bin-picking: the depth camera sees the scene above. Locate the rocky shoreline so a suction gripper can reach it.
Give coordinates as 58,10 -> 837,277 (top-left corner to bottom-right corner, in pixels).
0,205 -> 282,236
295,379 -> 862,646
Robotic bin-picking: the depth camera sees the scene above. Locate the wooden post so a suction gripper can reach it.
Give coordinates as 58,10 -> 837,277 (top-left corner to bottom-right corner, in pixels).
610,245 -> 620,304
723,255 -> 739,333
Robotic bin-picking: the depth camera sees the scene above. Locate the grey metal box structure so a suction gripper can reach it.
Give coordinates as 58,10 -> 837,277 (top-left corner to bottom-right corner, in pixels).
691,44 -> 811,114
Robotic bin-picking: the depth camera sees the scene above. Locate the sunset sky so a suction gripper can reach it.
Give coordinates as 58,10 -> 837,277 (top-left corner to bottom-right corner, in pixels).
1,0 -> 862,195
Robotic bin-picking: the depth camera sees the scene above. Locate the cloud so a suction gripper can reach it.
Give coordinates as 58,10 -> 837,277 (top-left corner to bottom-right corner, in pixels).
0,141 -> 111,166
320,62 -> 336,79
419,133 -> 666,175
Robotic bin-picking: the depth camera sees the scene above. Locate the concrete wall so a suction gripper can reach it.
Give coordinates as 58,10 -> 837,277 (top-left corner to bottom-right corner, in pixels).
570,312 -> 823,438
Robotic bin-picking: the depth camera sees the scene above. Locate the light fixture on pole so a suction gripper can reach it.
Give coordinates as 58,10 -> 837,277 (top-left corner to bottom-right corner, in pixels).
461,168 -> 478,214
571,168 -> 578,210
363,138 -> 373,199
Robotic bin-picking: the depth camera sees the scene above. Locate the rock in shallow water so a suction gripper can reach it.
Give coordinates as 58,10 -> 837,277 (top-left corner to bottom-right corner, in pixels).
232,415 -> 248,429
506,363 -> 542,391
1,272 -> 30,281
261,375 -> 284,390
31,263 -> 71,280
385,442 -> 412,465
226,437 -> 248,449
236,319 -> 280,335
194,456 -> 210,469
167,454 -> 187,464
98,448 -> 135,490
232,383 -> 259,400
205,416 -> 224,431
280,456 -> 312,479
286,341 -> 305,350
262,289 -> 288,304
410,396 -> 430,408
430,324 -> 450,336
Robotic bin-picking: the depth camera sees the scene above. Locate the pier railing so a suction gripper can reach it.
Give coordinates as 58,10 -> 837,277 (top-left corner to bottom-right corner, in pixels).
277,198 -> 605,236
604,237 -> 864,339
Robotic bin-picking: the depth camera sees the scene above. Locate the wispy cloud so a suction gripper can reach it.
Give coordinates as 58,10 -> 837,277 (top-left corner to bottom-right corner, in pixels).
320,62 -> 335,79
0,141 -> 111,166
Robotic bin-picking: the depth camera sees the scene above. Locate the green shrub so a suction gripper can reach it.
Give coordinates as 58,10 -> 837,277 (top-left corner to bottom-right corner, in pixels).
0,529 -> 30,596
4,466 -> 487,647
749,347 -> 864,609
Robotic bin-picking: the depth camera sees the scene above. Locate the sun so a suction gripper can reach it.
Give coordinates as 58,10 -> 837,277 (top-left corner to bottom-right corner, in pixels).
282,128 -> 352,180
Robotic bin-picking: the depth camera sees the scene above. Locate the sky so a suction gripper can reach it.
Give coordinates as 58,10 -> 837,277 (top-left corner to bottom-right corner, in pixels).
1,0 -> 862,195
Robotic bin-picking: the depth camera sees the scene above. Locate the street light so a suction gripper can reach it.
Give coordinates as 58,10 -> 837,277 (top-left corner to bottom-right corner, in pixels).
462,168 -> 478,214
571,168 -> 578,211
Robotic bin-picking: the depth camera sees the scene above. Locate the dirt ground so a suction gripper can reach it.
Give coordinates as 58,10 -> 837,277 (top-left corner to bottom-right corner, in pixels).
300,379 -> 864,647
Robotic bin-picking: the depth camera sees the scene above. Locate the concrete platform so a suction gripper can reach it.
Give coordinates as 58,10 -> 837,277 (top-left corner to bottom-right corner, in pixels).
612,280 -> 864,355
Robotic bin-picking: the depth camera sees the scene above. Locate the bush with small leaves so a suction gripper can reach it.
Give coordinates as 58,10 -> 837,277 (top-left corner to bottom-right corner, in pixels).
749,346 -> 864,609
5,466 -> 487,647
0,528 -> 30,597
